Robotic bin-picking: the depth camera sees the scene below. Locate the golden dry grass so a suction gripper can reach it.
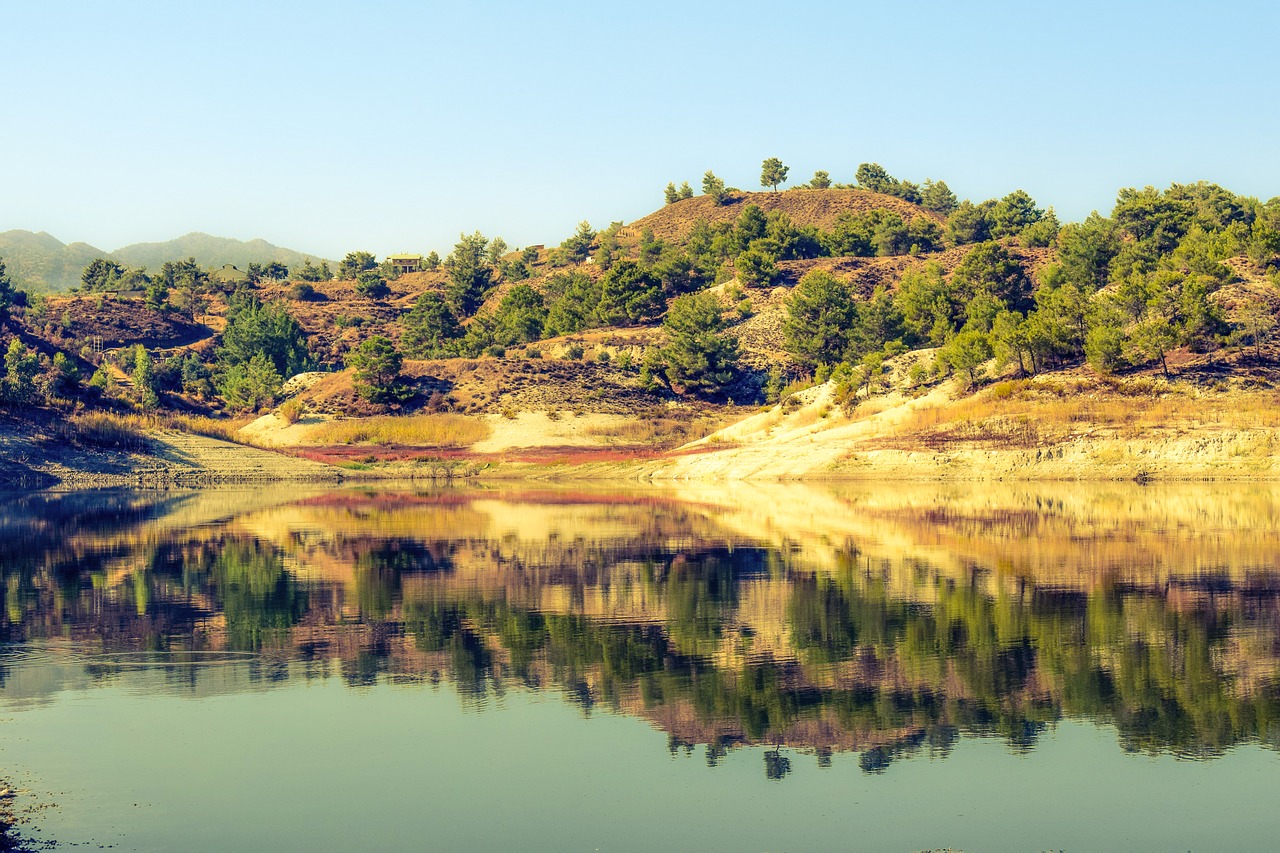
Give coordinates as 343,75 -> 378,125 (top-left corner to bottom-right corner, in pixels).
309,414 -> 491,447
585,417 -> 721,447
59,412 -> 151,450
167,414 -> 256,443
56,412 -> 258,450
889,379 -> 1280,448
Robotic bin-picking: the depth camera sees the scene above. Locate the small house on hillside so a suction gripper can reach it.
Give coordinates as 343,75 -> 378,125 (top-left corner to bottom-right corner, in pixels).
387,253 -> 425,274
211,264 -> 250,286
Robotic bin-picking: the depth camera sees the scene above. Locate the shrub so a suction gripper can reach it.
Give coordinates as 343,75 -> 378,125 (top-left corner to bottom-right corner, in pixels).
278,398 -> 306,424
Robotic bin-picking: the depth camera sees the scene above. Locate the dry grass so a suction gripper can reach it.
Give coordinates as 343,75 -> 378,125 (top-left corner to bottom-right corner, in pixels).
888,379 -> 1280,449
309,414 -> 491,447
166,414 -> 256,442
58,412 -> 151,451
585,417 -> 722,447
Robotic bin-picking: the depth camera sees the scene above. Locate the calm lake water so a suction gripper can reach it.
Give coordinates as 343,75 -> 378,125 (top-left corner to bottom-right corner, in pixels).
3,482 -> 1280,851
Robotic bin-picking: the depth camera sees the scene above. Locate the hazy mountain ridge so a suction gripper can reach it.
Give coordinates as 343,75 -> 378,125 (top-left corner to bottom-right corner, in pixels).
0,229 -> 328,292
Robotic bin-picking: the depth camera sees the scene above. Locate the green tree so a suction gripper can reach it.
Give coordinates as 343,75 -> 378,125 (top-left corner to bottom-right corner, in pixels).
444,232 -> 493,316
157,257 -> 209,293
1235,295 -> 1278,359
424,251 -> 441,270
1022,207 -> 1061,247
945,200 -> 993,245
218,353 -> 283,411
951,241 -> 1032,312
737,205 -> 768,246
784,270 -> 860,368
401,292 -> 462,358
1084,319 -> 1126,374
735,245 -> 779,287
939,328 -> 993,389
664,182 -> 680,204
809,170 -> 832,190
116,266 -> 151,291
855,163 -> 893,193
486,237 -> 509,267
144,278 -> 169,311
663,291 -> 738,394
921,179 -> 958,215
491,284 -> 547,345
544,272 -> 603,336
1056,213 -> 1120,290
80,258 -> 125,292
133,345 -> 159,410
216,294 -> 312,383
338,251 -> 378,280
561,221 -> 595,262
702,170 -> 728,205
988,190 -> 1043,238
1,339 -> 39,406
293,259 -> 324,282
859,285 -> 903,350
896,262 -> 961,344
760,157 -> 789,192
348,335 -> 408,403
50,352 -> 79,396
766,211 -> 824,260
355,270 -> 390,299
0,256 -> 12,321
991,310 -> 1033,376
678,181 -> 694,200
823,211 -> 881,257
1130,316 -> 1178,378
596,260 -> 664,326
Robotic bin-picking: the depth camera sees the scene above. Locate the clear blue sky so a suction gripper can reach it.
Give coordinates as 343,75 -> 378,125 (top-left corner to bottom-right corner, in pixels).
3,0 -> 1277,259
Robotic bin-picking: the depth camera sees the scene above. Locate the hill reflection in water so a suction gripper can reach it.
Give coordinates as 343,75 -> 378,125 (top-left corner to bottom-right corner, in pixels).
3,482 -> 1280,775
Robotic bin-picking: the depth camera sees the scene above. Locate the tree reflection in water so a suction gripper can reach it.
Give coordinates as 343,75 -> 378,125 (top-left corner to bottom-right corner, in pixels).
3,486 -> 1280,777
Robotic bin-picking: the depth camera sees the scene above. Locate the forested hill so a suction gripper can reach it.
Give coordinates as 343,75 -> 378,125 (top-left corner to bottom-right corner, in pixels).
2,160 -> 1279,443
0,229 -> 327,293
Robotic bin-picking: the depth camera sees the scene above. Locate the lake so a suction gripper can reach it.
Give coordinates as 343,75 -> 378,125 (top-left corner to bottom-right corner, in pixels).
2,482 -> 1280,851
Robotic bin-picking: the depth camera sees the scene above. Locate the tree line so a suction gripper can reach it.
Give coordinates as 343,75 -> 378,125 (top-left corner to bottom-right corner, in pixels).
2,167 -> 1278,414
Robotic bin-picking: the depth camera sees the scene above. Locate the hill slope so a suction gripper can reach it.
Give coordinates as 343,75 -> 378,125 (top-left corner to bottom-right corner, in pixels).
625,188 -> 941,245
0,230 -> 106,293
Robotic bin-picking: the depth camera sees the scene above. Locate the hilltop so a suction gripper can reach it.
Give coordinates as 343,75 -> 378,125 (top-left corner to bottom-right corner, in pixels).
626,187 -> 941,246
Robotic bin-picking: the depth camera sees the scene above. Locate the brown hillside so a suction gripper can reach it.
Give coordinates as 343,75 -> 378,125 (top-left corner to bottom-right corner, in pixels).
295,354 -> 702,417
32,295 -> 210,350
625,189 -> 942,245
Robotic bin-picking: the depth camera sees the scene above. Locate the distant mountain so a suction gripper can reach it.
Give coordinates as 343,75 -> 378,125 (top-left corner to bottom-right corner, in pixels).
0,229 -> 329,293
110,233 -> 327,277
0,230 -> 106,293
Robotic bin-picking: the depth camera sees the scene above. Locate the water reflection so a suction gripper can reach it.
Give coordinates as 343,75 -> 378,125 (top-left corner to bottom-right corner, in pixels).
3,483 -> 1280,776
